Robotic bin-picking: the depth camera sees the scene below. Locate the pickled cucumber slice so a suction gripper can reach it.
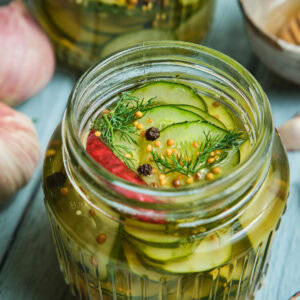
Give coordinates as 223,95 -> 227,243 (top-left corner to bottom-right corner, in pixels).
202,96 -> 236,130
158,121 -> 240,170
138,105 -> 204,130
125,220 -> 180,245
132,238 -> 199,262
174,104 -> 226,129
101,30 -> 175,58
123,242 -> 175,282
141,230 -> 232,274
131,82 -> 207,112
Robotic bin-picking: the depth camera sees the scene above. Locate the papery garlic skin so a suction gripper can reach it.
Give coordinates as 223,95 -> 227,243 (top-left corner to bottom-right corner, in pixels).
0,103 -> 41,203
0,1 -> 55,106
277,114 -> 300,151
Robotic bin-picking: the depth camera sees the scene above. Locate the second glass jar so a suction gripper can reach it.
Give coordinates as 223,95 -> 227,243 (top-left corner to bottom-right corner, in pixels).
26,0 -> 215,71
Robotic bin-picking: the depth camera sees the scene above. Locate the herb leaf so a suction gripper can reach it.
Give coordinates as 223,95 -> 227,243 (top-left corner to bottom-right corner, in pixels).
91,92 -> 155,169
151,131 -> 246,176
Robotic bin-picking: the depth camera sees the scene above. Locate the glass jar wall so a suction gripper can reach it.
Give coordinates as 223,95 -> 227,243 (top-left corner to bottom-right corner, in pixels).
25,0 -> 215,71
43,42 -> 289,300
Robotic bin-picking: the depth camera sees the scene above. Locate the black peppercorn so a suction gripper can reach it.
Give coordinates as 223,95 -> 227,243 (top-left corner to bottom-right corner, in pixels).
46,172 -> 66,189
145,127 -> 160,141
138,164 -> 153,176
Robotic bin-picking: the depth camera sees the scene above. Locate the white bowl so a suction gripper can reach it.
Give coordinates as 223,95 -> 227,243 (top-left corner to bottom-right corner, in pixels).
239,0 -> 300,85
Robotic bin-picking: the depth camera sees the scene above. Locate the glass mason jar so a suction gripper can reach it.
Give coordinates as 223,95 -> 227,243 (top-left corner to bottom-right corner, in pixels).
25,0 -> 215,71
43,42 -> 289,300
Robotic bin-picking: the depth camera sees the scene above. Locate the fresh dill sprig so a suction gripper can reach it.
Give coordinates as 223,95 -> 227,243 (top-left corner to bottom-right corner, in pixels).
151,131 -> 246,176
91,92 -> 155,169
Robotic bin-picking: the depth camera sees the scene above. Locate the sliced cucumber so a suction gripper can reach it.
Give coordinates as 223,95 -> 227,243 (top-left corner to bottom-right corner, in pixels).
132,238 -> 198,262
142,229 -> 232,274
44,3 -> 111,46
131,82 -> 207,112
174,104 -> 226,129
239,139 -> 252,163
101,30 -> 175,58
158,121 -> 240,170
139,105 -> 204,130
125,220 -> 180,245
238,166 -> 283,250
123,242 -> 175,282
202,96 -> 236,130
139,121 -> 240,187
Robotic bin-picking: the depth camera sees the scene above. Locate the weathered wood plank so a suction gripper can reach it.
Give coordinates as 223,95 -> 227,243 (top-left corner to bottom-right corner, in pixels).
0,72 -> 73,262
0,187 -> 70,300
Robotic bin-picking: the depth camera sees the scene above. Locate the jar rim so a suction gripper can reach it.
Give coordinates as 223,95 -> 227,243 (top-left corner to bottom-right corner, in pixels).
64,41 -> 273,205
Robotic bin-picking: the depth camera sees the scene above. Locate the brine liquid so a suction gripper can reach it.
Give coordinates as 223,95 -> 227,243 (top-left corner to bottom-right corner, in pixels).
27,0 -> 215,71
43,92 -> 289,299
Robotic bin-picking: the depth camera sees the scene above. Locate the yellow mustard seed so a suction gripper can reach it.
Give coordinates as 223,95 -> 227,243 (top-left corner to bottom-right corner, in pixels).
160,179 -> 167,186
125,153 -> 132,159
167,138 -> 175,146
194,172 -> 202,181
89,209 -> 96,217
46,149 -> 56,157
60,187 -> 68,195
140,131 -> 146,137
146,144 -> 152,152
215,155 -> 220,161
152,168 -> 158,174
75,210 -> 82,216
207,157 -> 215,164
193,141 -> 199,148
154,140 -> 161,147
210,151 -> 215,157
136,111 -> 143,118
186,177 -> 194,184
147,2 -> 153,9
96,233 -> 107,245
94,131 -> 101,137
206,172 -> 214,180
166,149 -> 173,156
159,174 -> 166,180
147,118 -> 153,124
137,123 -> 144,130
212,167 -> 221,174
133,121 -> 138,126
149,155 -> 154,162
150,182 -> 159,188
215,150 -> 221,155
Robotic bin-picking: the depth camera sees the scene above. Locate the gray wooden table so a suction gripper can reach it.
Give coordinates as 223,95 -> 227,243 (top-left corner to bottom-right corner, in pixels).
0,0 -> 299,299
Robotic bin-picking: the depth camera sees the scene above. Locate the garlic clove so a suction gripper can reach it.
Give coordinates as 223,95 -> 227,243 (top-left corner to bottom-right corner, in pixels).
0,1 -> 55,106
277,114 -> 300,151
0,103 -> 41,203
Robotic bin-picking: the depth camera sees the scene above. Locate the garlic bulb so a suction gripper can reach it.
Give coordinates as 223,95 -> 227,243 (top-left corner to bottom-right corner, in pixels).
0,103 -> 41,203
277,114 -> 300,151
0,1 -> 55,106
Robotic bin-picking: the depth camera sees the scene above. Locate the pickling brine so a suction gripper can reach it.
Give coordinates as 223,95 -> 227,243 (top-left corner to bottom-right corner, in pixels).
43,42 -> 289,299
